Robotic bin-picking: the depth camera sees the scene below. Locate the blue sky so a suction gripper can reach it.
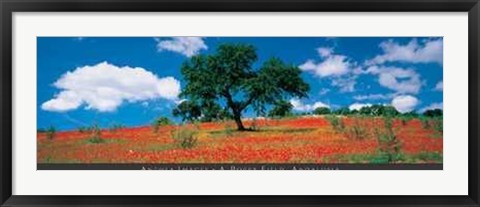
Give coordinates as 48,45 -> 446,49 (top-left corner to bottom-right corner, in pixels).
37,37 -> 443,130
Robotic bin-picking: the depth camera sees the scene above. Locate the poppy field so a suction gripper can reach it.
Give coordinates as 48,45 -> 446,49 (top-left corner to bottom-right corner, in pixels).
36,38 -> 444,168
37,115 -> 443,164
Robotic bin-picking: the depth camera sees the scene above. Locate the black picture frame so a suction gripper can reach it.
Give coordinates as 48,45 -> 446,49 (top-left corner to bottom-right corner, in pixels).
1,0 -> 479,206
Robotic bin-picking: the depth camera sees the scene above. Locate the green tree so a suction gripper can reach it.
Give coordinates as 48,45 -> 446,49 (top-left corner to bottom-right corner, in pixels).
152,116 -> 173,133
334,107 -> 351,115
368,105 -> 384,116
383,105 -> 400,117
173,100 -> 231,122
357,105 -> 399,117
402,111 -> 419,118
172,100 -> 202,122
423,109 -> 443,117
313,107 -> 331,115
198,100 -> 232,122
179,44 -> 309,130
268,100 -> 293,118
358,106 -> 373,115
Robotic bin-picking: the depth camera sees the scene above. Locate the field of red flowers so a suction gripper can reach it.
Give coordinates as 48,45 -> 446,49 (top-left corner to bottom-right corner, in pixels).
37,116 -> 442,164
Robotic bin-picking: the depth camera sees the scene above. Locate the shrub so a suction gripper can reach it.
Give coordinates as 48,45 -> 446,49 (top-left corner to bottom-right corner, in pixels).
109,123 -> 125,132
224,123 -> 234,137
46,126 -> 56,140
87,124 -> 104,144
78,126 -> 86,133
345,125 -> 367,140
399,116 -> 413,126
170,126 -> 198,149
375,117 -> 402,163
433,117 -> 443,133
78,126 -> 95,133
344,116 -> 368,140
152,117 -> 173,133
420,117 -> 431,129
325,115 -> 345,132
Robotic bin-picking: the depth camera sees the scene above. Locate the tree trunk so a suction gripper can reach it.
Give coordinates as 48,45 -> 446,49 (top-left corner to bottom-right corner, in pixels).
232,111 -> 246,131
223,91 -> 246,131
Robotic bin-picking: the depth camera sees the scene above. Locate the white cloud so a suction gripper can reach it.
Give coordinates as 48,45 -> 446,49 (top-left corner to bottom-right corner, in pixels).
299,55 -> 352,77
391,95 -> 419,113
367,38 -> 443,65
331,75 -> 357,92
435,81 -> 443,91
300,47 -> 358,92
290,98 -> 329,112
349,103 -> 372,111
316,47 -> 333,57
318,88 -> 330,95
41,62 -> 181,112
155,77 -> 181,100
420,102 -> 443,112
42,91 -> 83,112
155,37 -> 207,57
353,93 -> 393,101
366,66 -> 422,94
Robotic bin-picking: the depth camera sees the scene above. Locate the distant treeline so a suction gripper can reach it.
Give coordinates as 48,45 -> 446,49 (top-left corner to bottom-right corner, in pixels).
295,105 -> 443,118
172,100 -> 443,124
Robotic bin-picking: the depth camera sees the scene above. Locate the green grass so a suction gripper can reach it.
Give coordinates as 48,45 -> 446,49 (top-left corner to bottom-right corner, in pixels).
208,130 -> 242,138
144,143 -> 177,152
84,137 -> 127,145
40,156 -> 82,164
329,152 -> 443,164
170,127 -> 198,149
207,127 -> 317,138
257,128 -> 317,134
412,151 -> 443,162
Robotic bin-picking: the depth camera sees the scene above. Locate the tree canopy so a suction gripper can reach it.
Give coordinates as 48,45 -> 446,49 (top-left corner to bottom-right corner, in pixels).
268,100 -> 293,118
173,100 -> 231,123
313,107 -> 331,115
175,43 -> 309,130
332,105 -> 400,116
357,105 -> 399,117
423,109 -> 443,117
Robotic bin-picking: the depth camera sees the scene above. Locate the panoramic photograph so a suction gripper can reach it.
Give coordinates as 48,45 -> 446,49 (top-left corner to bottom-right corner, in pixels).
37,37 -> 443,169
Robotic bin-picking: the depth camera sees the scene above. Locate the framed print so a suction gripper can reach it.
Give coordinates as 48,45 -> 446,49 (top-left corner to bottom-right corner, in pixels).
1,0 -> 479,206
